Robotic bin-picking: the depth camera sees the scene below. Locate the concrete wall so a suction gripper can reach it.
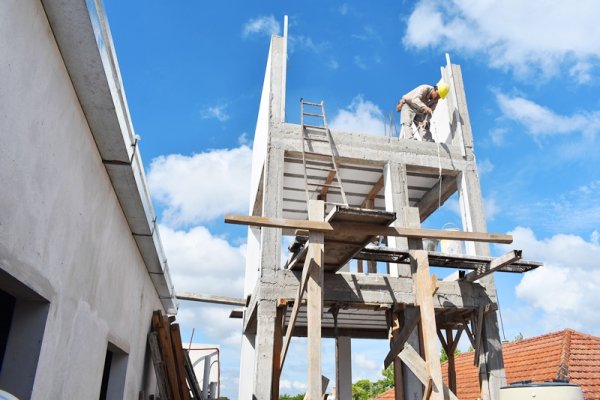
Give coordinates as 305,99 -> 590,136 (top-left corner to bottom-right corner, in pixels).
0,1 -> 165,398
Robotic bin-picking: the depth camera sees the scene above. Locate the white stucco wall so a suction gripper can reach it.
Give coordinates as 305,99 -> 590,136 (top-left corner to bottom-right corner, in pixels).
0,1 -> 165,398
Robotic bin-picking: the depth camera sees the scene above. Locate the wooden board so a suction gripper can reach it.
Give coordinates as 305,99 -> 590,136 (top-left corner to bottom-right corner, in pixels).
287,206 -> 396,272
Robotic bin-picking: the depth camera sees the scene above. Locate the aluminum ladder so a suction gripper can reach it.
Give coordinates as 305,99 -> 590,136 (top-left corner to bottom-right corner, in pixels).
299,99 -> 348,209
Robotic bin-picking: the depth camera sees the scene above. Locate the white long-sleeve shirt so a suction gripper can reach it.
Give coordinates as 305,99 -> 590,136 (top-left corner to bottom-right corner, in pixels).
401,84 -> 438,114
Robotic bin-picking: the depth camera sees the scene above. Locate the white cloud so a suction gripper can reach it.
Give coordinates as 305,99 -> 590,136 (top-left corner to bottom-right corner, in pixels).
160,225 -> 246,297
351,26 -> 382,44
338,4 -> 349,16
569,62 -> 592,84
288,35 -> 329,54
330,95 -> 386,136
498,226 -> 600,336
489,127 -> 507,146
477,158 -> 494,175
507,180 -> 600,233
327,57 -> 339,70
242,16 -> 280,38
484,195 -> 500,222
201,104 -> 230,122
354,55 -> 367,70
403,0 -> 600,80
148,146 -> 252,227
497,93 -> 600,138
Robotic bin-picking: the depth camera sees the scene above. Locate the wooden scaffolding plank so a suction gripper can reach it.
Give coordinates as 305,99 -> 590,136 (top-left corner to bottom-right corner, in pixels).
152,311 -> 181,400
148,331 -> 171,400
224,214 -> 513,244
170,323 -> 191,400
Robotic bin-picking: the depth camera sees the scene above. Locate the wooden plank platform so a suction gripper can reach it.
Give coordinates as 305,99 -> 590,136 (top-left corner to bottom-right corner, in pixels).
286,206 -> 396,272
355,245 -> 541,273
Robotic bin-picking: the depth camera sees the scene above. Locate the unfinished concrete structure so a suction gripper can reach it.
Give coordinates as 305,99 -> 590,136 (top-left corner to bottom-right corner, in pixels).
0,1 -> 176,398
234,26 -> 541,400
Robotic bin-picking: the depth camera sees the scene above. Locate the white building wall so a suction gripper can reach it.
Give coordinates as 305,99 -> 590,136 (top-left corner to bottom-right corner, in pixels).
0,1 -> 167,399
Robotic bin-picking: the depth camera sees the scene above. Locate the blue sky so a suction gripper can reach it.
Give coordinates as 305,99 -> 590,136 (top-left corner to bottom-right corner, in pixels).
102,1 -> 600,398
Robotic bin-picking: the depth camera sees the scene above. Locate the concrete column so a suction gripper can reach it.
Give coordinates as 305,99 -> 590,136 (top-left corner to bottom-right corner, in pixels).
458,168 -> 506,400
384,162 -> 411,277
307,200 -> 324,399
336,336 -> 352,400
260,146 -> 284,276
252,299 -> 277,399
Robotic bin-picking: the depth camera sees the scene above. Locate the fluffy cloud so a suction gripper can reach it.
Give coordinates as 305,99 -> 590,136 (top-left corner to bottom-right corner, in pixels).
288,35 -> 329,55
404,0 -> 600,80
200,104 -> 230,122
148,146 -> 252,227
507,180 -> 600,234
330,95 -> 386,136
242,16 -> 280,38
497,94 -> 600,138
499,227 -> 600,336
160,225 -> 246,297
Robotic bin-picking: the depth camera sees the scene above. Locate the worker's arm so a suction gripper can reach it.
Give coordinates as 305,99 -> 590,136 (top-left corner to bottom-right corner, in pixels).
402,85 -> 430,113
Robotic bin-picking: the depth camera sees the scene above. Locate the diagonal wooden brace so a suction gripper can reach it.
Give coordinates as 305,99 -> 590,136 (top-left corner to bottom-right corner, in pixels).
463,250 -> 522,282
384,311 -> 420,369
280,249 -> 315,369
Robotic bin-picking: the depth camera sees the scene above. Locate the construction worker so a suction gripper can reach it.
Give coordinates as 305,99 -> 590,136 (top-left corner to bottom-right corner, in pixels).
397,81 -> 449,142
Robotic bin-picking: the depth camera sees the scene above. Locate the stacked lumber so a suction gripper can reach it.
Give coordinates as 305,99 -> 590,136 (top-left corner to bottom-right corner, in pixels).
147,310 -> 202,400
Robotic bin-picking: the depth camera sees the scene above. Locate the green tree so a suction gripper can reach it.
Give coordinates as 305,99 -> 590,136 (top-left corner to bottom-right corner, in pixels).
351,365 -> 395,399
440,347 -> 462,362
280,395 -> 304,400
514,332 -> 524,342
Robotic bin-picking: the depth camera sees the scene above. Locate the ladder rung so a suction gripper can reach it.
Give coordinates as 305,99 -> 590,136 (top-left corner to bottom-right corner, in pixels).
325,201 -> 348,206
306,165 -> 335,172
301,100 -> 322,107
303,137 -> 329,143
303,112 -> 324,118
303,150 -> 334,159
303,124 -> 327,131
307,182 -> 342,189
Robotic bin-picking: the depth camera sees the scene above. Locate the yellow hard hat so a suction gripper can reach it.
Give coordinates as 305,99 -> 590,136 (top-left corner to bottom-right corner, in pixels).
437,81 -> 450,99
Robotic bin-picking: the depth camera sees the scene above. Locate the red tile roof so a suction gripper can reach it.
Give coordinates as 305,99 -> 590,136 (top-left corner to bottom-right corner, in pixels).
372,329 -> 600,400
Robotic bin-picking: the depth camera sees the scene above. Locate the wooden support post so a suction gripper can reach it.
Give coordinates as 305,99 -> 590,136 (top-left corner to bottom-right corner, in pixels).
152,311 -> 181,400
280,248 -> 315,369
272,303 -> 285,399
169,323 -> 191,400
147,332 -> 171,400
387,310 -> 404,400
384,311 -> 420,369
307,200 -> 324,399
412,250 -> 444,400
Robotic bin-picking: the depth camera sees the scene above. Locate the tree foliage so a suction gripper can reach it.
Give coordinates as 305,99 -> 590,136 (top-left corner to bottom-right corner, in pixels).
280,395 -> 304,400
351,365 -> 395,399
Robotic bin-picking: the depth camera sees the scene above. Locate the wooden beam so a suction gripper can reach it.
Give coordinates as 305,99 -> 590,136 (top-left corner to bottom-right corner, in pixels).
463,250 -> 522,282
361,175 -> 384,208
474,307 -> 484,367
398,343 -> 431,386
176,292 -> 245,306
384,310 -> 420,369
272,305 -> 285,399
413,250 -> 444,400
224,214 -> 513,244
319,170 -> 337,198
418,175 -> 458,222
280,247 -> 315,369
388,311 -> 404,400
